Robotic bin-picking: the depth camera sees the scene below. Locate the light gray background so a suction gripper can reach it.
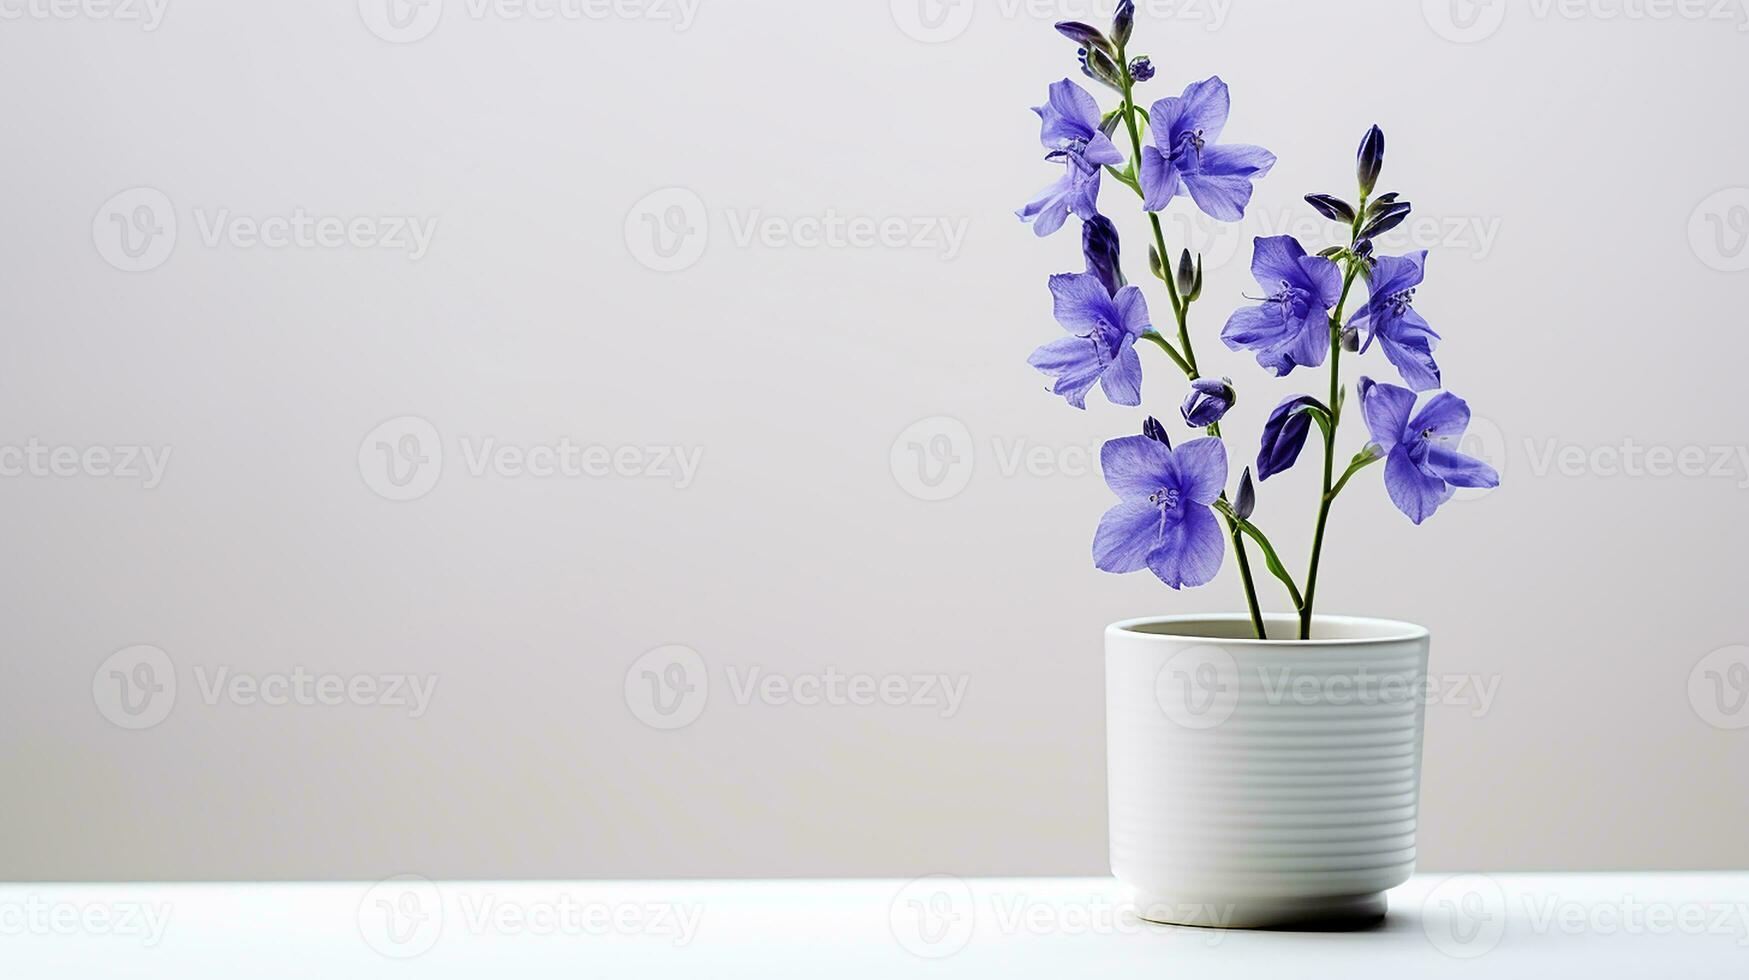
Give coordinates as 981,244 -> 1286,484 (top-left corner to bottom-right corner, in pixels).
2,0 -> 1746,881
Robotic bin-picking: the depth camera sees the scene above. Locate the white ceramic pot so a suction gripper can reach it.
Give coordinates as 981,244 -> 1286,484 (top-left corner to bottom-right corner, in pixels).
1106,614 -> 1431,929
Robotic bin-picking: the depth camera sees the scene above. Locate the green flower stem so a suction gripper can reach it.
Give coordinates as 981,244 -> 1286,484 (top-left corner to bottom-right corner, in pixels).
1114,43 -> 1264,640
1298,201 -> 1369,640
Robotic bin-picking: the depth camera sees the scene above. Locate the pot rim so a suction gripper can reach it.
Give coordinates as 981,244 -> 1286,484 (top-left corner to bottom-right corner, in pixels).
1108,613 -> 1429,647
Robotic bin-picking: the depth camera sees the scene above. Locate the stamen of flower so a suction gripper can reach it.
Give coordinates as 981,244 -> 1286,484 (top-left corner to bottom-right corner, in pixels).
1171,129 -> 1205,163
1387,288 -> 1417,317
1148,487 -> 1181,510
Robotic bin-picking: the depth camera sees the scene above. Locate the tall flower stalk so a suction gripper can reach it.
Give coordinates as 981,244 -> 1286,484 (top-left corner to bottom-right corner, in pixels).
1020,5 -> 1498,641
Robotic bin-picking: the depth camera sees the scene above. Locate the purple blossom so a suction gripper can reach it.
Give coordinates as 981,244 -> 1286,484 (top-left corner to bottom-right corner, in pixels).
1028,272 -> 1151,409
1093,423 -> 1229,590
1350,251 -> 1442,392
1221,236 -> 1344,377
1359,377 -> 1500,525
1017,79 -> 1124,237
1181,377 -> 1235,427
1140,77 -> 1276,221
1256,394 -> 1323,480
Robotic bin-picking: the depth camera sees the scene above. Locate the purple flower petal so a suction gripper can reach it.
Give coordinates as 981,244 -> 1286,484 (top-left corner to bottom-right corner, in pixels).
1359,376 -> 1416,450
1099,335 -> 1143,406
1093,500 -> 1162,574
1421,444 -> 1500,489
1250,235 -> 1309,287
1409,391 -> 1471,442
1181,168 -> 1258,223
1384,446 -> 1453,525
1160,76 -> 1231,146
1377,322 -> 1442,392
1101,434 -> 1174,500
1018,173 -> 1075,237
1147,505 -> 1225,589
1172,437 -> 1229,505
1112,285 -> 1152,337
1027,336 -> 1103,409
1048,272 -> 1117,332
1221,303 -> 1287,351
1138,146 -> 1179,212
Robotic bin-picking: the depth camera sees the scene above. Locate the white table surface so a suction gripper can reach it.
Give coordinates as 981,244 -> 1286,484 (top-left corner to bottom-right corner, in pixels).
2,874 -> 1745,977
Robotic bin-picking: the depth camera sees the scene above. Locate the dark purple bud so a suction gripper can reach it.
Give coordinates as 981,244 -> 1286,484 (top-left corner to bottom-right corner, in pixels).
1147,244 -> 1165,282
1082,216 -> 1126,297
1175,249 -> 1196,297
1357,125 -> 1385,196
1341,325 -> 1361,353
1127,56 -> 1155,82
1142,416 -> 1172,449
1359,200 -> 1411,240
1181,377 -> 1236,428
1257,395 -> 1326,481
1305,194 -> 1356,225
1369,192 -> 1401,214
1056,21 -> 1113,55
1112,0 -> 1135,46
1234,468 -> 1256,521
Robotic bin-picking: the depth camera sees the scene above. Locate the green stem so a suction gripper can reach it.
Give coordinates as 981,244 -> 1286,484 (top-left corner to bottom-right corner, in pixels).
1225,514 -> 1305,612
1299,206 -> 1368,640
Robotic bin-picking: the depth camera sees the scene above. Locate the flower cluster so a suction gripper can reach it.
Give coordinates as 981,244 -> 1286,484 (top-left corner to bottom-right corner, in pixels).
1017,3 -> 1499,638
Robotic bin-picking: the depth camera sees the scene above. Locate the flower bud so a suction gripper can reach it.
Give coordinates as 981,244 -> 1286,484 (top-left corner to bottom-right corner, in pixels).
1128,56 -> 1155,82
1181,377 -> 1236,428
1082,216 -> 1126,297
1235,468 -> 1256,521
1112,0 -> 1135,47
1055,21 -> 1112,55
1175,249 -> 1196,297
1080,47 -> 1125,92
1148,244 -> 1165,282
1357,125 -> 1385,196
1341,325 -> 1361,353
1305,194 -> 1356,225
1142,416 -> 1172,448
1358,200 -> 1412,240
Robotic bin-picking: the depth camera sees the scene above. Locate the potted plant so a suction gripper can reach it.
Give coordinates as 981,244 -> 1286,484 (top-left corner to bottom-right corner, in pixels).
1018,3 -> 1500,928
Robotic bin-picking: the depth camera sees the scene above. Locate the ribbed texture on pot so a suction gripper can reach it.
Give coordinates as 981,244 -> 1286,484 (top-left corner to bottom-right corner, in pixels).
1106,616 -> 1430,906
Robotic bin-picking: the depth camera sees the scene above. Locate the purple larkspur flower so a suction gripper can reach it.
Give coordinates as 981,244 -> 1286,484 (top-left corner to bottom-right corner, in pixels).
1221,236 -> 1344,377
1027,272 -> 1151,409
1350,250 -> 1442,392
1181,377 -> 1235,427
1093,422 -> 1228,590
1359,377 -> 1500,525
1139,77 -> 1276,221
1017,79 -> 1124,237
